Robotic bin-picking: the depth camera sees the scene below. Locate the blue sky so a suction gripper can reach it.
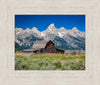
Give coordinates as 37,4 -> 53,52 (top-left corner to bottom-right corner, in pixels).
15,15 -> 85,32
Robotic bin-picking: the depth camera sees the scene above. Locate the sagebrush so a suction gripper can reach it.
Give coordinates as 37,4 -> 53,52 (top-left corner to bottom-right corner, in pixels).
15,55 -> 85,70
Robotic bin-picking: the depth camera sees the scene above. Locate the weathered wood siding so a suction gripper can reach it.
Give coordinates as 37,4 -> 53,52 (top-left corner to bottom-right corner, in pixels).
56,49 -> 64,54
45,41 -> 56,53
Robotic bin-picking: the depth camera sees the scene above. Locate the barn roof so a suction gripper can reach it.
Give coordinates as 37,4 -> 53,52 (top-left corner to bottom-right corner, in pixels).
22,48 -> 42,52
22,40 -> 53,52
32,40 -> 52,49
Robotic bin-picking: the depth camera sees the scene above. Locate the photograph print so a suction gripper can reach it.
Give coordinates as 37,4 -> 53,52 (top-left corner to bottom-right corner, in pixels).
15,15 -> 85,70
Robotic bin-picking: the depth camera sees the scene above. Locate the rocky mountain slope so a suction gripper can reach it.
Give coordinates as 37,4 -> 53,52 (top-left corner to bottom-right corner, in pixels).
15,23 -> 85,51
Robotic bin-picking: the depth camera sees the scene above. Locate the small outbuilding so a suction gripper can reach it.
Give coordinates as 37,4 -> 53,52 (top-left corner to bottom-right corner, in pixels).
22,40 -> 64,56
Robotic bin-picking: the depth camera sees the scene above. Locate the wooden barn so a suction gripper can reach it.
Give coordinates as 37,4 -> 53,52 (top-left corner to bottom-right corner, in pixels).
22,40 -> 64,56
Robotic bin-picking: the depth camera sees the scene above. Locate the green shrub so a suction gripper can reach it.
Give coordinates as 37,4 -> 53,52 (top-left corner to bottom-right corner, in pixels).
53,59 -> 61,68
61,61 -> 72,70
61,60 -> 85,70
28,63 -> 40,70
15,57 -> 85,70
40,64 -> 56,70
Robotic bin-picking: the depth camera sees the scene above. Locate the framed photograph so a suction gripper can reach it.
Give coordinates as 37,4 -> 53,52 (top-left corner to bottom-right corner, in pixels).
0,0 -> 100,85
15,15 -> 85,70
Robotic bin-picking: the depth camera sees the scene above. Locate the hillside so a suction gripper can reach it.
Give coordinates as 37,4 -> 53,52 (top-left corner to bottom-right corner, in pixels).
15,23 -> 85,51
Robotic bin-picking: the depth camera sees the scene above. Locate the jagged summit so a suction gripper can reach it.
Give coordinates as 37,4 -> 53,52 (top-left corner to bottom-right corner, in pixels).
25,28 -> 30,32
15,28 -> 24,34
72,27 -> 79,31
15,24 -> 80,33
58,27 -> 67,31
31,27 -> 41,36
15,24 -> 85,50
31,27 -> 38,31
47,23 -> 57,31
49,23 -> 55,26
60,27 -> 65,29
15,28 -> 23,31
15,24 -> 83,38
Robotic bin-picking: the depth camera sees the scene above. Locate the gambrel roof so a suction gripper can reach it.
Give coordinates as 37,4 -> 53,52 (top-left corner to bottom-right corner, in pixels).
22,40 -> 54,52
32,40 -> 51,49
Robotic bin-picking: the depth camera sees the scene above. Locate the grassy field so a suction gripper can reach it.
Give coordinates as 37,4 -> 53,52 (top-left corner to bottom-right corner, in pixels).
15,52 -> 85,70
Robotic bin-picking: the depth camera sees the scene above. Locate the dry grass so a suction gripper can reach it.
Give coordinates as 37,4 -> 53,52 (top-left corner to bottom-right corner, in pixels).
15,52 -> 22,56
15,52 -> 63,57
15,52 -> 85,62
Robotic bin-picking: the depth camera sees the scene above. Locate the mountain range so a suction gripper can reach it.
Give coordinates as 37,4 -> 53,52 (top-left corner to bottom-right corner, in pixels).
15,23 -> 85,51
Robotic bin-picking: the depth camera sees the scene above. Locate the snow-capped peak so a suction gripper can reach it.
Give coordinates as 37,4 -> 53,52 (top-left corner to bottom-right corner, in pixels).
25,28 -> 31,32
67,27 -> 84,38
15,28 -> 23,31
41,23 -> 57,37
31,27 -> 41,35
47,23 -> 57,31
15,28 -> 24,34
58,27 -> 67,31
57,27 -> 67,37
60,27 -> 66,30
72,27 -> 79,32
49,23 -> 55,27
31,27 -> 38,31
